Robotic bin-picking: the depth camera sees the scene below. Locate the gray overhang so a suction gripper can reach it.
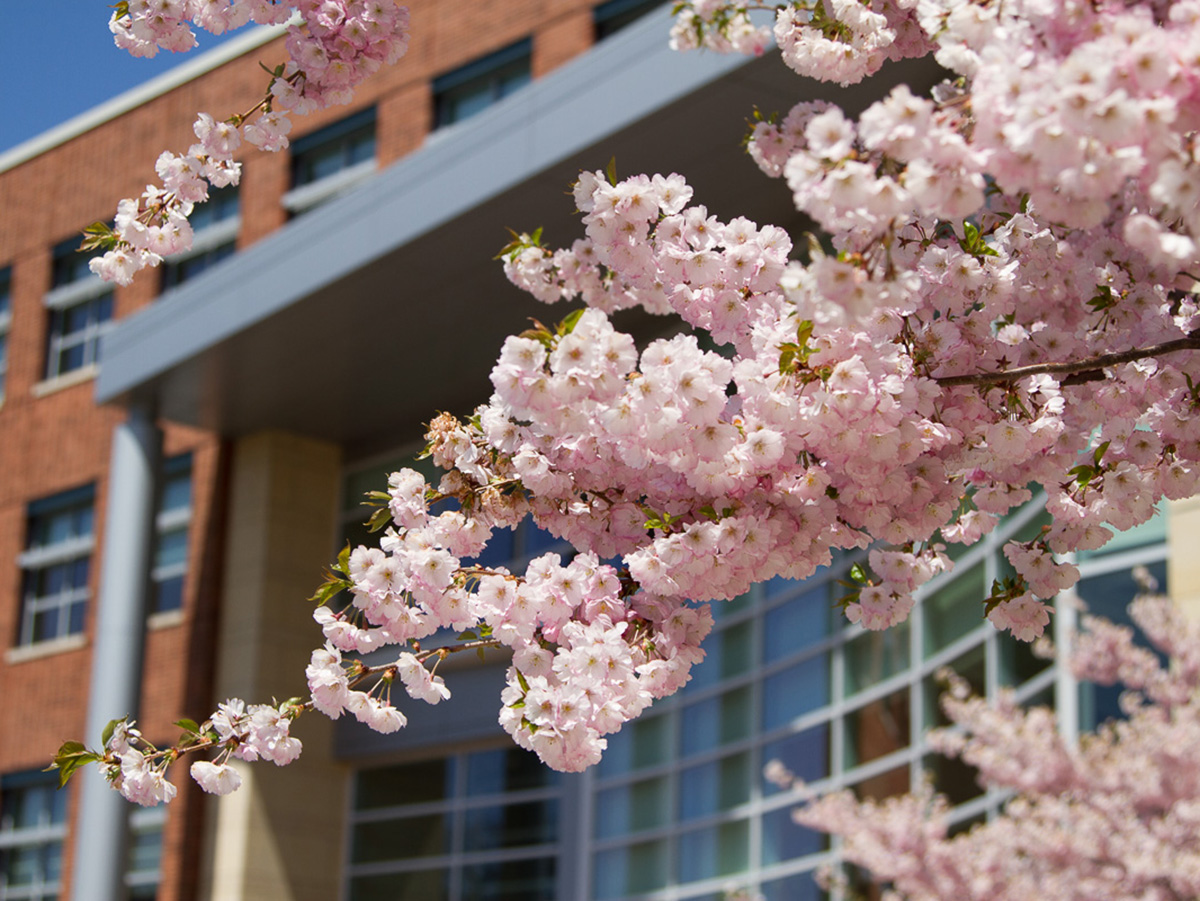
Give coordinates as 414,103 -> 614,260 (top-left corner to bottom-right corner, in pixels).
96,8 -> 939,460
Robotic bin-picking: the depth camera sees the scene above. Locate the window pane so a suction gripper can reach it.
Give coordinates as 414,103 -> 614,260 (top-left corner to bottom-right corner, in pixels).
597,713 -> 670,776
679,753 -> 750,820
761,872 -> 825,901
355,759 -> 452,809
595,776 -> 669,838
762,725 -> 829,795
466,746 -> 558,795
460,857 -> 556,901
351,813 -> 447,862
462,799 -> 558,851
845,622 -> 910,695
763,653 -> 829,730
845,689 -> 910,768
594,841 -> 667,899
923,561 -> 986,655
764,583 -> 830,660
685,619 -> 752,692
681,686 -> 751,756
348,869 -> 448,901
761,805 -> 826,865
677,820 -> 749,882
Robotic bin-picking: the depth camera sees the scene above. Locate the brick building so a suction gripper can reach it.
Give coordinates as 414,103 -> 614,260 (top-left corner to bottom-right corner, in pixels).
0,3 -> 1189,901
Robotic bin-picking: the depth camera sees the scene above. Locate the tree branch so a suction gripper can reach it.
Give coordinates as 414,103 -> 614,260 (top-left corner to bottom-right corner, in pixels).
934,331 -> 1200,388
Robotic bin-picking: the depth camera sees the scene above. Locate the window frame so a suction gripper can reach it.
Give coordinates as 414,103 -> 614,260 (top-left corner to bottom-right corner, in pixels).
432,39 -> 532,130
17,484 -> 95,647
149,453 -> 194,617
283,107 -> 378,215
593,0 -> 666,40
43,238 -> 113,382
0,770 -> 68,901
159,187 -> 241,292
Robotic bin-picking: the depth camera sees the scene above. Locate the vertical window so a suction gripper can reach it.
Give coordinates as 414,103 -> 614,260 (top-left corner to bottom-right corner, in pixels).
285,108 -> 377,214
0,266 -> 11,402
160,187 -> 240,290
346,748 -> 561,901
126,806 -> 165,900
151,454 -> 193,616
18,485 -> 95,646
433,40 -> 532,129
594,0 -> 665,40
45,237 -> 113,380
0,771 -> 68,901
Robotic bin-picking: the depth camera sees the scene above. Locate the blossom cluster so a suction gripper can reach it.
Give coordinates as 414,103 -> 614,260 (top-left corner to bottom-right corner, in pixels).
95,698 -> 302,805
300,450 -> 714,772
69,0 -> 1200,803
783,591 -> 1200,901
90,0 -> 410,284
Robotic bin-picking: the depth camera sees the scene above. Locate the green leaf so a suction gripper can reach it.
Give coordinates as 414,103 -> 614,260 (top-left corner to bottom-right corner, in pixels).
606,156 -> 618,186
477,647 -> 487,663
1092,440 -> 1110,468
48,742 -> 101,789
515,669 -> 530,693
848,562 -> 868,583
457,630 -> 478,641
79,221 -> 119,253
366,505 -> 392,533
557,307 -> 586,336
174,719 -> 201,735
336,542 -> 352,576
100,718 -> 123,749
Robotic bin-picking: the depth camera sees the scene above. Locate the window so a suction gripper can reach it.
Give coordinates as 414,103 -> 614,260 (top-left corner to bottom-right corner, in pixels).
285,108 -> 377,214
594,0 -> 666,40
45,237 -> 113,380
346,748 -> 562,901
433,40 -> 532,129
0,771 -> 68,901
126,806 -> 166,900
150,454 -> 193,616
0,266 -> 11,402
18,485 -> 95,646
160,187 -> 239,290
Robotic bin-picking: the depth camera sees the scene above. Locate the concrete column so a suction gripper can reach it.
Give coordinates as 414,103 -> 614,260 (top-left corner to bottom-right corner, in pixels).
197,430 -> 345,901
1169,497 -> 1200,622
71,404 -> 162,901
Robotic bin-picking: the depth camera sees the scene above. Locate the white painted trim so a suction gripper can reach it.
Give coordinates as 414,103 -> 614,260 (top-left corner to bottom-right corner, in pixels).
32,363 -> 100,398
4,634 -> 87,664
0,24 -> 288,174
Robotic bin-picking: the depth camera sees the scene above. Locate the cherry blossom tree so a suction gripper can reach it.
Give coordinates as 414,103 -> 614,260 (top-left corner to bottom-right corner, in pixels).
51,0 -> 1200,808
768,582 -> 1200,901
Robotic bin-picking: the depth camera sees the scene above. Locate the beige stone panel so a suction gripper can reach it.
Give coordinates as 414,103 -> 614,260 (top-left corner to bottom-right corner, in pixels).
198,430 -> 346,901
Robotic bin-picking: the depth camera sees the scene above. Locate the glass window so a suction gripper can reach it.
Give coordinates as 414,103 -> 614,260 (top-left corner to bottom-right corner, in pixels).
0,772 -> 68,901
594,0 -> 666,40
433,41 -> 531,129
0,266 -> 11,403
18,485 -> 94,646
844,688 -> 911,769
45,237 -> 113,379
345,747 -> 559,901
291,108 -> 377,190
125,806 -> 165,900
150,454 -> 193,615
160,187 -> 239,290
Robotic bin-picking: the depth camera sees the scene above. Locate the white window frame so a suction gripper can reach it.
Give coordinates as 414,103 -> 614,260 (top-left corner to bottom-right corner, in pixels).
17,487 -> 95,647
42,273 -> 113,384
0,772 -> 68,901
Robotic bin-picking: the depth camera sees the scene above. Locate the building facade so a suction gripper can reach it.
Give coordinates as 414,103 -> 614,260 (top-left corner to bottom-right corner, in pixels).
0,2 -> 1187,900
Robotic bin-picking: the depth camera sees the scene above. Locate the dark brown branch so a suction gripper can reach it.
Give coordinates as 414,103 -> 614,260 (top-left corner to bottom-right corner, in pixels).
934,331 -> 1200,388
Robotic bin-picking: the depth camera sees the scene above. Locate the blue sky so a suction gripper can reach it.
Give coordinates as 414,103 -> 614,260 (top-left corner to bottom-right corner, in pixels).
0,2 -> 238,155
